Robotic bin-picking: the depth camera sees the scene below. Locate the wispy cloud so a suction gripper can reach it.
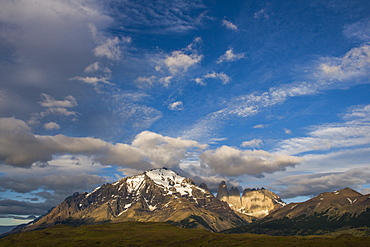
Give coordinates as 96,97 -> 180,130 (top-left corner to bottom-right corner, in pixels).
222,19 -> 237,30
253,124 -> 267,129
276,104 -> 370,156
183,43 -> 370,141
343,19 -> 370,42
136,38 -> 203,87
101,0 -> 207,33
194,71 -> 230,85
254,8 -> 270,19
89,23 -> 132,61
28,94 -> 78,126
241,139 -> 263,148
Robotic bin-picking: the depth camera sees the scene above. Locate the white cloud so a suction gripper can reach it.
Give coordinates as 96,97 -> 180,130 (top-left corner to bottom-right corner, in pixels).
72,76 -> 112,87
0,118 -> 149,169
184,43 -> 370,141
253,124 -> 267,129
241,139 -> 263,148
274,167 -> 370,198
164,50 -> 203,75
222,19 -> 237,30
89,23 -> 132,61
39,93 -> 77,109
132,131 -> 208,168
217,48 -> 245,64
284,128 -> 292,134
159,76 -> 173,87
276,104 -> 370,155
142,38 -> 203,87
162,37 -> 203,76
194,77 -> 205,85
318,44 -> 370,81
44,122 -> 60,130
169,101 -> 184,111
135,76 -> 156,88
29,94 -> 78,126
204,71 -> 230,84
200,145 -> 303,177
0,118 -> 210,172
93,36 -> 122,60
195,71 -> 230,85
84,62 -> 110,74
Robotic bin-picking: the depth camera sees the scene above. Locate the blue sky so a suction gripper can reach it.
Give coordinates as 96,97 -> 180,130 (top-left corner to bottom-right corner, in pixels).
1,0 -> 370,226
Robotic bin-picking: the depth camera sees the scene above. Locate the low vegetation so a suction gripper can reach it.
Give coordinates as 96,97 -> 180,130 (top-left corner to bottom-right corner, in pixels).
1,222 -> 370,247
223,208 -> 370,237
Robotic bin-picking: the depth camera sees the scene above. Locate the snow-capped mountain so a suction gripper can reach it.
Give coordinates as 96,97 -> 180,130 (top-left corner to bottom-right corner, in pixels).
22,168 -> 247,232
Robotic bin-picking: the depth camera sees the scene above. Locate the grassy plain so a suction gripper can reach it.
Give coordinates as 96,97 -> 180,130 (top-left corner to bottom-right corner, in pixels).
1,222 -> 370,247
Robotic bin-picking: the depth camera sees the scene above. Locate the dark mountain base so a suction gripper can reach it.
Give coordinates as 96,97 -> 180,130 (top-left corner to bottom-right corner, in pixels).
224,208 -> 370,236
1,222 -> 370,247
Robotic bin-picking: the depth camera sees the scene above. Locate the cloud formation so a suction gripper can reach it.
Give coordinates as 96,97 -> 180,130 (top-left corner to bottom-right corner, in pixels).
217,49 -> 245,64
200,145 -> 303,177
163,38 -> 203,76
194,71 -> 230,85
318,44 -> 370,81
276,104 -> 370,155
241,139 -> 263,148
132,131 -> 208,168
0,118 -> 148,169
169,101 -> 184,111
222,19 -> 237,30
274,168 -> 370,198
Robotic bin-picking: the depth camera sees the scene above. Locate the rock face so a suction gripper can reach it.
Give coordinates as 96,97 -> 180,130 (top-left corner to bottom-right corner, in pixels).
216,182 -> 285,219
22,168 -> 247,233
216,181 -> 229,202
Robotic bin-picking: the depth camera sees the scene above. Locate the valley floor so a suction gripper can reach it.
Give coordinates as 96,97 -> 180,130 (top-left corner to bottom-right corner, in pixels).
1,222 -> 370,247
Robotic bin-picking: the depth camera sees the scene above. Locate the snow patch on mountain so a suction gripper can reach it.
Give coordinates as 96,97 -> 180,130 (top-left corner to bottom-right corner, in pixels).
126,174 -> 145,193
145,168 -> 199,196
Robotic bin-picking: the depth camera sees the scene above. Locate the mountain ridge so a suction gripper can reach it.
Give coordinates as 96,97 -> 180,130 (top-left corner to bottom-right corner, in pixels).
223,187 -> 370,236
3,168 -> 369,238
17,168 -> 247,233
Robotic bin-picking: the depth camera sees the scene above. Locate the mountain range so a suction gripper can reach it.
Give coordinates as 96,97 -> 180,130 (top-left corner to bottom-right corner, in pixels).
3,168 -> 370,237
16,168 -> 246,233
224,187 -> 370,236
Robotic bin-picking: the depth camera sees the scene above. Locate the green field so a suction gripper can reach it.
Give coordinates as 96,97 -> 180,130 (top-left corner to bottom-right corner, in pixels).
1,222 -> 370,247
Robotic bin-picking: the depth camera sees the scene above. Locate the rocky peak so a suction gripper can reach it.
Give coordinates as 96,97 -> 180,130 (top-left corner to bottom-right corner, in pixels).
228,187 -> 242,208
199,183 -> 209,192
216,182 -> 286,219
216,181 -> 229,201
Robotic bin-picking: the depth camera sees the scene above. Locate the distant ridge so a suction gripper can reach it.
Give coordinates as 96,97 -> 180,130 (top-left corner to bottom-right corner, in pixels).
224,188 -> 370,236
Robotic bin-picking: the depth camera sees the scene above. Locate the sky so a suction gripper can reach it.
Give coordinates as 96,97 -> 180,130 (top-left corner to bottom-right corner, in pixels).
0,0 -> 370,226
